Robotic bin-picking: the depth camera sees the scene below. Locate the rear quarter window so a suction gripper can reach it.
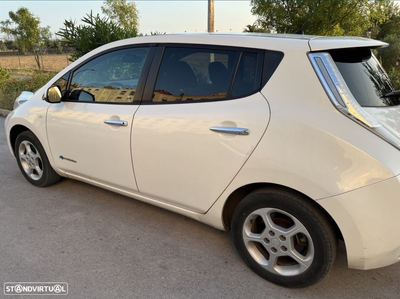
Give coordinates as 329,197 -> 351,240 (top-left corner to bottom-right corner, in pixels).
330,48 -> 400,107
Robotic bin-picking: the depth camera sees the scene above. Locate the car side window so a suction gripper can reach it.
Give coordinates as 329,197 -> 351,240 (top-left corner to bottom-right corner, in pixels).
231,52 -> 260,98
153,47 -> 238,102
53,72 -> 70,97
68,47 -> 150,103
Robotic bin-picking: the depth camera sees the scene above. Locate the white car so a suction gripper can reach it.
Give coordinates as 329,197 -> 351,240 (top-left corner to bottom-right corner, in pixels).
4,34 -> 400,288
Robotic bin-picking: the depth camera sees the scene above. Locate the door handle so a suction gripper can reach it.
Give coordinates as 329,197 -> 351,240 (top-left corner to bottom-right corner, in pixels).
104,120 -> 128,127
210,126 -> 250,136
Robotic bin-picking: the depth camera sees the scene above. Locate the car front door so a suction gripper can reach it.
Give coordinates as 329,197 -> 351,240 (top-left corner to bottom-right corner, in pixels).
47,46 -> 153,192
132,45 -> 282,213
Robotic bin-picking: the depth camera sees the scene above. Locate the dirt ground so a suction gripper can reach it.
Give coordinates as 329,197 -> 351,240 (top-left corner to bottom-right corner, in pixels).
0,54 -> 71,72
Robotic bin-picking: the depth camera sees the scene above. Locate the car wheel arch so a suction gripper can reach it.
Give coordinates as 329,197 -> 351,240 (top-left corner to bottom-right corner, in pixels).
9,124 -> 57,173
222,182 -> 343,240
10,124 -> 31,154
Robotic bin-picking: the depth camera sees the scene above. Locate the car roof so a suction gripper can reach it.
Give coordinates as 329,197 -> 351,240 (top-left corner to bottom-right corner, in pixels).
104,33 -> 387,51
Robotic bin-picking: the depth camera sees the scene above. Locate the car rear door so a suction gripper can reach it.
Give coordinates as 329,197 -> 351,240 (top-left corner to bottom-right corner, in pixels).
131,45 -> 283,213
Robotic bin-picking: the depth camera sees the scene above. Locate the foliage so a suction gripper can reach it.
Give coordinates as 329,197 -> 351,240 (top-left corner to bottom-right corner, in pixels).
0,71 -> 55,110
0,7 -> 50,70
101,0 -> 139,32
57,11 -> 138,61
0,7 -> 40,52
250,0 -> 392,36
49,39 -> 64,53
0,66 -> 10,83
377,35 -> 400,90
365,0 -> 395,38
375,3 -> 400,40
243,24 -> 269,33
4,40 -> 16,51
387,67 -> 400,90
39,26 -> 52,50
250,0 -> 400,77
377,35 -> 400,71
150,31 -> 166,35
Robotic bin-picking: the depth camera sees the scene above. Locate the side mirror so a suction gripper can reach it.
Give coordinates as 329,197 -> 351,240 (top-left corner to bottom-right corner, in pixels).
69,89 -> 95,102
47,86 -> 62,103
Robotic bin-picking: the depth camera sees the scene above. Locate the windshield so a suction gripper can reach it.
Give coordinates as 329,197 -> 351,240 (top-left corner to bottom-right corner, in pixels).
330,48 -> 400,107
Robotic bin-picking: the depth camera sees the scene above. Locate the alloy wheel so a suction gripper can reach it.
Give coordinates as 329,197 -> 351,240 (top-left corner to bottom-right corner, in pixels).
242,208 -> 314,276
18,140 -> 44,181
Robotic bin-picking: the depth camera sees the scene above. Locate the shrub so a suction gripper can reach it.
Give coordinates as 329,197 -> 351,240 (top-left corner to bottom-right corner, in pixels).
377,35 -> 400,72
57,11 -> 137,61
0,66 -> 10,84
0,71 -> 55,110
388,67 -> 400,90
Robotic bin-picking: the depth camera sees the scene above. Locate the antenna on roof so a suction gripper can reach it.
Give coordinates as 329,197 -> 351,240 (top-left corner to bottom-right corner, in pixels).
295,4 -> 318,35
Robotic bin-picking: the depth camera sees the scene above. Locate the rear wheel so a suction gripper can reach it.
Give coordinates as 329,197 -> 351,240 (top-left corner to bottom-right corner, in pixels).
15,131 -> 61,187
231,188 -> 337,288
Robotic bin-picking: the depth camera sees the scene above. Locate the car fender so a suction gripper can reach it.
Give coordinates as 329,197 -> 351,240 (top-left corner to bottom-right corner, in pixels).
5,91 -> 64,176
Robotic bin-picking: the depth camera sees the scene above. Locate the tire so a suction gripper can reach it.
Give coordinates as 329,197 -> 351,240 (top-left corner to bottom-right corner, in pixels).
15,131 -> 61,187
231,188 -> 337,288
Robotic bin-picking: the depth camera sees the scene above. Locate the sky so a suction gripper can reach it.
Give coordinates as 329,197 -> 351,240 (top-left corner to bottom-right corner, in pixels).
0,0 -> 257,39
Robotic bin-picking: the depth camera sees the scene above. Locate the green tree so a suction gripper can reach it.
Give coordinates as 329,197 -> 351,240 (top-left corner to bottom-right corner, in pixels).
4,40 -> 16,51
0,66 -> 10,84
377,35 -> 400,71
36,26 -> 53,70
150,31 -> 166,35
378,14 -> 400,40
387,67 -> 400,89
0,7 -> 43,69
0,40 -> 6,51
363,0 -> 400,39
250,0 -> 391,36
243,24 -> 269,33
101,0 -> 139,32
375,2 -> 400,40
57,11 -> 138,61
378,35 -> 400,90
39,26 -> 52,50
49,39 -> 64,53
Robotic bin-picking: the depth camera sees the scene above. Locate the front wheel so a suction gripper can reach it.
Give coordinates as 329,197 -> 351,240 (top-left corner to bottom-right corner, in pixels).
231,188 -> 337,288
15,131 -> 61,187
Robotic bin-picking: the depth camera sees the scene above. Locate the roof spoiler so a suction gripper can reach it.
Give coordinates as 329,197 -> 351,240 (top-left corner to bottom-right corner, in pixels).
309,37 -> 388,51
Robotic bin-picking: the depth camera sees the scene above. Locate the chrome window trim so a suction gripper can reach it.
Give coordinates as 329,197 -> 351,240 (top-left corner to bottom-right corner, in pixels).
309,53 -> 347,109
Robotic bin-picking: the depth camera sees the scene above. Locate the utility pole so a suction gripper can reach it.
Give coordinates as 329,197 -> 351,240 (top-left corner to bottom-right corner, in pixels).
208,0 -> 215,33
